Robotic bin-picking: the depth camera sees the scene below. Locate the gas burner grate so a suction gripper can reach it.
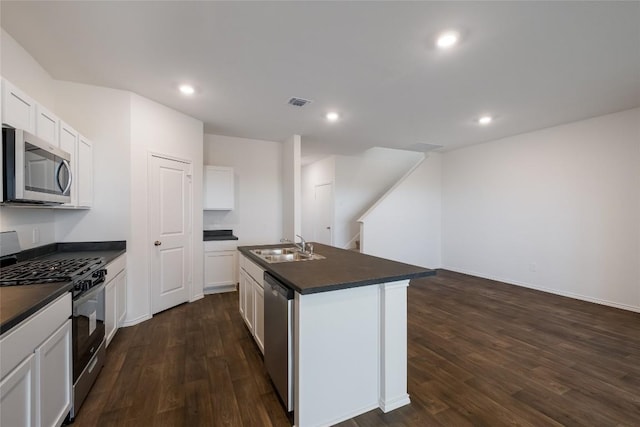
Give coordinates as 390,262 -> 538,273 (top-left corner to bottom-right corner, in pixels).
0,257 -> 103,286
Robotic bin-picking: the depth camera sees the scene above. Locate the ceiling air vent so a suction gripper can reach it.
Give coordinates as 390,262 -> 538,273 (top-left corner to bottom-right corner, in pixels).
406,143 -> 443,153
288,97 -> 312,107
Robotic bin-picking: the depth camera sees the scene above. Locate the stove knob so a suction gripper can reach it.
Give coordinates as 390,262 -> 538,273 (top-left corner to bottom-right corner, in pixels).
74,282 -> 83,292
83,280 -> 93,291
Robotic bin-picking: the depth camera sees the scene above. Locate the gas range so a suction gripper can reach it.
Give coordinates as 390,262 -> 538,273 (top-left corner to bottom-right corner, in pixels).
0,257 -> 107,298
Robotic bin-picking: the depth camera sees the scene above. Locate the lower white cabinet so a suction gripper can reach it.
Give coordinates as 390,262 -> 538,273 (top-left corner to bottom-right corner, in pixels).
0,293 -> 72,427
0,354 -> 36,427
204,241 -> 237,294
105,255 -> 127,347
35,320 -> 72,427
253,279 -> 265,353
238,253 -> 265,354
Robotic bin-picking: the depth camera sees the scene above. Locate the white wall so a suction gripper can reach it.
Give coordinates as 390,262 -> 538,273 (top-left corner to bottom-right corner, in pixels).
1,28 -> 56,110
282,135 -> 301,241
128,94 -> 204,324
442,108 -> 640,311
203,134 -> 283,246
359,154 -> 442,269
53,81 -> 131,243
0,29 -> 56,249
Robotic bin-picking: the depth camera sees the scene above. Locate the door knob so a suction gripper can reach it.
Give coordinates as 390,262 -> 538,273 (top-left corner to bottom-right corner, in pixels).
326,226 -> 331,230
154,241 -> 162,246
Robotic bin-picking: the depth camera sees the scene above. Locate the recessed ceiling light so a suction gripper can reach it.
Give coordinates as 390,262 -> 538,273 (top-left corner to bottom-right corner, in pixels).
326,112 -> 340,122
179,84 -> 195,95
478,115 -> 493,125
436,31 -> 460,49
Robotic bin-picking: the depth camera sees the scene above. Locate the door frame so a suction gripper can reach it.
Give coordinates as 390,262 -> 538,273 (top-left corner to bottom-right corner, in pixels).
147,151 -> 194,315
313,182 -> 334,245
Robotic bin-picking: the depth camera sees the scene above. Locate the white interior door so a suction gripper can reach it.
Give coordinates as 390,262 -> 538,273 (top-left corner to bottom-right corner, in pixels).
314,183 -> 333,245
150,155 -> 192,314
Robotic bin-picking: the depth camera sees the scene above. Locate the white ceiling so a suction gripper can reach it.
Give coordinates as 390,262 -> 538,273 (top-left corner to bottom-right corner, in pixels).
1,1 -> 639,162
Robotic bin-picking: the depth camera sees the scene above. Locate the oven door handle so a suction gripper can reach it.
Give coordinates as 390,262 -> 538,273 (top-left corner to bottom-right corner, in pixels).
73,281 -> 105,305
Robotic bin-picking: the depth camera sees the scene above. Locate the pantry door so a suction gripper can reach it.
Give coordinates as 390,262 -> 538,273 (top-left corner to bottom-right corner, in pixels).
149,154 -> 192,314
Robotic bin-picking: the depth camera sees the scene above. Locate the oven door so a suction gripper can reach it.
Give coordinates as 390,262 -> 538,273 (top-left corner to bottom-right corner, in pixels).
72,283 -> 105,381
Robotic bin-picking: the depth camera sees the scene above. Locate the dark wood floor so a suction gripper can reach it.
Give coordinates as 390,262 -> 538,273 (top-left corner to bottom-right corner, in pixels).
73,270 -> 640,426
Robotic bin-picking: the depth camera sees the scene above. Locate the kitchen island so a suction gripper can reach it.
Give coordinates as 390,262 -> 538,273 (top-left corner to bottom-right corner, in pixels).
238,243 -> 435,427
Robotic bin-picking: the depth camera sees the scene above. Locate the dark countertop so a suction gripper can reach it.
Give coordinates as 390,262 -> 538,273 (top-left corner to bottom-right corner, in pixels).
0,282 -> 73,335
203,230 -> 238,241
15,241 -> 126,265
238,243 -> 435,295
0,240 -> 126,336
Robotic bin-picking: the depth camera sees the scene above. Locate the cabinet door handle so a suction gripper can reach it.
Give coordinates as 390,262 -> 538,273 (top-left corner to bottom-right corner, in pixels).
154,241 -> 162,246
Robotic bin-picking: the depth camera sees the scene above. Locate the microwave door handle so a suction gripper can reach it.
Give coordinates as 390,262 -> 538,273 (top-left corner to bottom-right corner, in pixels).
57,159 -> 72,195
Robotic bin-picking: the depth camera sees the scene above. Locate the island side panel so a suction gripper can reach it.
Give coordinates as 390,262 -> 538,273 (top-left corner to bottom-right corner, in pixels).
379,279 -> 411,412
294,285 -> 380,427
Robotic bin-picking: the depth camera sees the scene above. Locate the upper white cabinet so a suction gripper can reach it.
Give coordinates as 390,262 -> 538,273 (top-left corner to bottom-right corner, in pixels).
58,122 -> 94,209
35,104 -> 60,146
77,135 -> 94,208
1,78 -> 36,133
204,166 -> 234,210
59,122 -> 79,207
0,78 -> 95,210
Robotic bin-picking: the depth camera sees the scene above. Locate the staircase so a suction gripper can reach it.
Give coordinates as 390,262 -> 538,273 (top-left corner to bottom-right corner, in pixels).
357,154 -> 442,269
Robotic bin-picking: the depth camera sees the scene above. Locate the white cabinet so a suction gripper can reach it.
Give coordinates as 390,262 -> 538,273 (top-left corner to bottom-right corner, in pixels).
105,255 -> 127,347
0,78 -> 94,210
58,122 -> 78,207
105,280 -> 116,347
253,279 -> 265,353
0,354 -> 36,427
204,166 -> 234,210
116,271 -> 127,327
238,253 -> 265,353
1,78 -> 36,132
35,320 -> 72,427
0,293 -> 72,427
58,122 -> 94,209
77,135 -> 94,208
204,240 -> 237,294
35,105 -> 60,146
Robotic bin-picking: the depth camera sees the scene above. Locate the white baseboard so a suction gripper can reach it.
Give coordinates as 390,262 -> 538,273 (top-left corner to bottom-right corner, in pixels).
190,293 -> 204,302
313,402 -> 380,427
120,313 -> 152,327
203,284 -> 236,294
441,266 -> 640,313
379,394 -> 411,413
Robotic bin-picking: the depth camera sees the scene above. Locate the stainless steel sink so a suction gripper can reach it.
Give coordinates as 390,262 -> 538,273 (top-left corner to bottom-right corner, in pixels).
250,247 -> 326,263
251,247 -> 299,256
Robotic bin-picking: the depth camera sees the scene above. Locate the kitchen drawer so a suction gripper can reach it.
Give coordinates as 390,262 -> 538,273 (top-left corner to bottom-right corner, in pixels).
106,254 -> 126,277
242,257 -> 264,288
204,240 -> 238,252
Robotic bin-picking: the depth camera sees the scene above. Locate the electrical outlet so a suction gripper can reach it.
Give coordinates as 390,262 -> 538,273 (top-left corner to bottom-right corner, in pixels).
529,262 -> 537,272
32,227 -> 40,244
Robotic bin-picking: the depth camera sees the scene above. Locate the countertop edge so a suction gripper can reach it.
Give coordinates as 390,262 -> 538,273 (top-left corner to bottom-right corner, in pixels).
237,244 -> 436,295
0,283 -> 73,336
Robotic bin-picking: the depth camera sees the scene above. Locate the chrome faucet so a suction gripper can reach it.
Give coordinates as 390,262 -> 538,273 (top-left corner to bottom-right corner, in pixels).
280,235 -> 311,253
295,234 -> 307,253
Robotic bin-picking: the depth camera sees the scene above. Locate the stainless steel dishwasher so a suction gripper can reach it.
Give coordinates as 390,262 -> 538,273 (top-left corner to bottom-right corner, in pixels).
264,272 -> 294,412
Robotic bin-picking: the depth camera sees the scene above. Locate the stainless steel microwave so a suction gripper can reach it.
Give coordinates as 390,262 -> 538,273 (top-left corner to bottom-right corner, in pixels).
2,127 -> 72,204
